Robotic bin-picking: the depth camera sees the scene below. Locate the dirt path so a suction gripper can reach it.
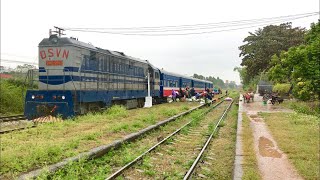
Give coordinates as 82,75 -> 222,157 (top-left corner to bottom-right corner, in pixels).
242,94 -> 302,180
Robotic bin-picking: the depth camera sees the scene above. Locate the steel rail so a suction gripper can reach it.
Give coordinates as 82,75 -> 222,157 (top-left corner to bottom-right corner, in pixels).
183,100 -> 234,180
0,125 -> 37,134
0,115 -> 26,122
105,99 -> 225,180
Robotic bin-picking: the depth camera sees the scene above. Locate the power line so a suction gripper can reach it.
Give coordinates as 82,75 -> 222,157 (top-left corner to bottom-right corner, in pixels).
65,12 -> 319,34
0,59 -> 38,65
66,12 -> 319,30
67,14 -> 315,33
63,13 -> 318,36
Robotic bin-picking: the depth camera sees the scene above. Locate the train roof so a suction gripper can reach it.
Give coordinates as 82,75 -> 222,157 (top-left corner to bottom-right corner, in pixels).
39,36 -> 148,64
193,78 -> 212,84
160,69 -> 192,79
160,69 -> 212,84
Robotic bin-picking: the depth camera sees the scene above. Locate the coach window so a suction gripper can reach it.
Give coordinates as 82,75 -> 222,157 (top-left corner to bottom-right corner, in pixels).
139,68 -> 142,77
114,59 -> 118,73
125,64 -> 129,75
110,61 -> 114,73
116,63 -> 118,73
104,58 -> 108,72
98,57 -> 103,71
83,55 -> 90,71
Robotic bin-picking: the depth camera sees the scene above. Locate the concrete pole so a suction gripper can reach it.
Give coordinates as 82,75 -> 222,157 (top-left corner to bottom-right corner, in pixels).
147,72 -> 150,97
144,71 -> 152,108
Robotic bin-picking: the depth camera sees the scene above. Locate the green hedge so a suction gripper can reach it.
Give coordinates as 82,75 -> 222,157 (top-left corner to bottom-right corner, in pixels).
0,79 -> 27,115
273,83 -> 291,95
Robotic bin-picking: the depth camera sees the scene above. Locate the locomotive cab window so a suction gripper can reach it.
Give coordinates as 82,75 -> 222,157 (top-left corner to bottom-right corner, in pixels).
155,72 -> 159,79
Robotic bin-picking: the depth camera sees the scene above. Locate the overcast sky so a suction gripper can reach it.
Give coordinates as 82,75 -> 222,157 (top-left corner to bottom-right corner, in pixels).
1,0 -> 319,84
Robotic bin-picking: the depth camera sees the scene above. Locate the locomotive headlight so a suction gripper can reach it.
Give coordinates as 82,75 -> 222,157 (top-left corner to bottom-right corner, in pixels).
31,95 -> 35,99
62,95 -> 65,100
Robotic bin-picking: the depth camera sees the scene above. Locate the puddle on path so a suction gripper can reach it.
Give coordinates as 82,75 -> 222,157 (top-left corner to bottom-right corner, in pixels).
249,114 -> 259,118
252,118 -> 263,122
258,136 -> 282,158
242,94 -> 293,113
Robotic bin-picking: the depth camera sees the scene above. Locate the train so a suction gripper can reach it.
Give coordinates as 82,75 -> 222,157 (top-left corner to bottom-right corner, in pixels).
24,34 -> 213,119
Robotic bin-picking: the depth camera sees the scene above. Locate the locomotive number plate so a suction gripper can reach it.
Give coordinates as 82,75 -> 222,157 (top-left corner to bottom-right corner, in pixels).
46,60 -> 63,66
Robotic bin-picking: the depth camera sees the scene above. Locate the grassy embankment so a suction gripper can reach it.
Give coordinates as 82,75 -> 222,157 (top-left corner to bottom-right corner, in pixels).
242,113 -> 261,179
280,100 -> 320,117
261,112 -> 319,179
0,79 -> 27,115
0,102 -> 199,178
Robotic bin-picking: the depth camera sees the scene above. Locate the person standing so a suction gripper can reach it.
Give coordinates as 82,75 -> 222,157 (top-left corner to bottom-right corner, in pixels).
171,89 -> 177,102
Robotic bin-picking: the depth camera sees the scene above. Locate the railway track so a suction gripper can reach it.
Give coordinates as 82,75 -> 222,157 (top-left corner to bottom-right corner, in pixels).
105,99 -> 232,179
0,115 -> 34,134
0,114 -> 26,122
184,100 -> 233,179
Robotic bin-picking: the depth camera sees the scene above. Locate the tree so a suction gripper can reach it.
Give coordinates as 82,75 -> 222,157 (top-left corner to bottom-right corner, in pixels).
193,73 -> 205,80
193,74 -> 226,88
268,22 -> 320,100
14,64 -> 36,73
239,23 -> 305,79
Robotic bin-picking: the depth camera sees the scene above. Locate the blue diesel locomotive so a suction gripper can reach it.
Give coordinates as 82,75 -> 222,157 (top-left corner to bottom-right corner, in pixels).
24,35 -> 212,119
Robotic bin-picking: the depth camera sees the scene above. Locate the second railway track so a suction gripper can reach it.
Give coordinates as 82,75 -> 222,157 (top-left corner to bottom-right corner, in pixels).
105,99 -> 233,179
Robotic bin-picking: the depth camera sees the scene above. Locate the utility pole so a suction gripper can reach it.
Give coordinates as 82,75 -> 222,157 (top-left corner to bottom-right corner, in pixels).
52,26 -> 66,37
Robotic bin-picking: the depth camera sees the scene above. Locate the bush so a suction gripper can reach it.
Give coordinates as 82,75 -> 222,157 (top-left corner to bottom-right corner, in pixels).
273,83 -> 291,95
0,79 -> 27,115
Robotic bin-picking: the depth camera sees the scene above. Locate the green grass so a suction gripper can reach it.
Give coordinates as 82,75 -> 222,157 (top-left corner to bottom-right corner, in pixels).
242,113 -> 261,180
261,112 -> 319,179
280,100 -> 320,117
0,102 -> 199,179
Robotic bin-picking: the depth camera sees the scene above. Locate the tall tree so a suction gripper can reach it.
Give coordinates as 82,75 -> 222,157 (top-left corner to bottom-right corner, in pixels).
268,22 -> 320,100
239,22 -> 305,78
